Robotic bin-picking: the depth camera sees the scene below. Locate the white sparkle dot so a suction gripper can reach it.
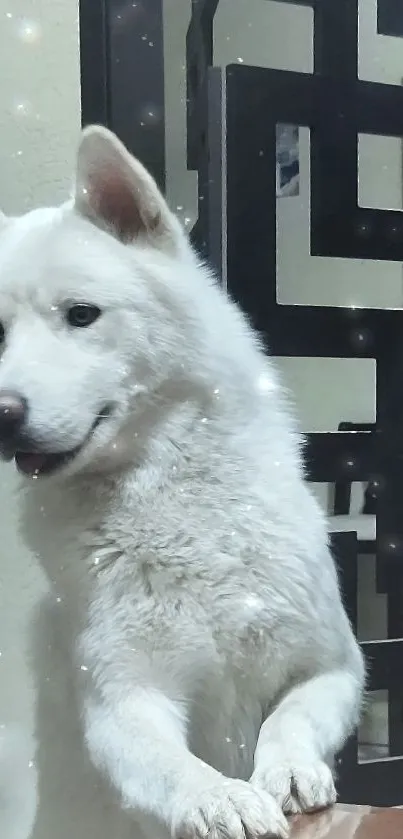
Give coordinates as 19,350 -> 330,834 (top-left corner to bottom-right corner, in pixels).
201,417 -> 208,424
237,57 -> 244,63
225,737 -> 232,743
213,388 -> 220,396
94,557 -> 100,566
256,371 -> 275,393
243,593 -> 264,613
14,100 -> 31,116
80,665 -> 88,672
6,12 -> 12,18
18,20 -> 41,43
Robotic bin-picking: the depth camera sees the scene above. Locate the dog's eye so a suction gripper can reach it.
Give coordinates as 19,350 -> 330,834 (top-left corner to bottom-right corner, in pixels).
0,323 -> 5,344
66,304 -> 101,328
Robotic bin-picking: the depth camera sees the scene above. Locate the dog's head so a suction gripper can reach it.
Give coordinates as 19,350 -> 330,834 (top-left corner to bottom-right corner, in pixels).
0,126 -> 205,480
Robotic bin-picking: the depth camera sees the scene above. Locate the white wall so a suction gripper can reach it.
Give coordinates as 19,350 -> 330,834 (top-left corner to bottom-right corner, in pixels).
0,3 -> 80,213
0,3 -> 116,838
0,7 -> 137,837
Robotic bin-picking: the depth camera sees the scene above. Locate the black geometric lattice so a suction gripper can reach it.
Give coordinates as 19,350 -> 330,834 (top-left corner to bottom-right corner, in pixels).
79,0 -> 403,807
80,0 -> 166,190
378,0 -> 403,37
187,0 -> 403,805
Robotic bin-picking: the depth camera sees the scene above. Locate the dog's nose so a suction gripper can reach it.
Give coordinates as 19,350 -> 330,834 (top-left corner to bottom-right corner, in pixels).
0,390 -> 28,445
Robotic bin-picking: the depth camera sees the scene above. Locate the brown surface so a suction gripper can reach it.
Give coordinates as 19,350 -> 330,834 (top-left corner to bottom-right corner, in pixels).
289,804 -> 403,838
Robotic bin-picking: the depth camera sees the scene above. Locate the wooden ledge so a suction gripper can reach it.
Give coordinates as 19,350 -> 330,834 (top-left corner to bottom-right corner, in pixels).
289,804 -> 403,838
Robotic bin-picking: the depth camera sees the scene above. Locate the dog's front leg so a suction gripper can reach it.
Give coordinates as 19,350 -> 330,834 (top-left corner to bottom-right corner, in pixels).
250,667 -> 363,815
83,687 -> 289,839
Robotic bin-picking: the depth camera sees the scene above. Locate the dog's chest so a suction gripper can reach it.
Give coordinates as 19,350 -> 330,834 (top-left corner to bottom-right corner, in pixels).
22,482 -> 280,640
21,481 -> 288,776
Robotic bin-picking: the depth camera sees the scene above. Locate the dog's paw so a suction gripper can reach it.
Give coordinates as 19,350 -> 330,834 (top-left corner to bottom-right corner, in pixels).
251,760 -> 336,815
172,777 -> 289,839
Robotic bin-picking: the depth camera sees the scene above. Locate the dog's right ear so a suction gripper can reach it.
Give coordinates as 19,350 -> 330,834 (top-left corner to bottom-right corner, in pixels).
74,125 -> 185,254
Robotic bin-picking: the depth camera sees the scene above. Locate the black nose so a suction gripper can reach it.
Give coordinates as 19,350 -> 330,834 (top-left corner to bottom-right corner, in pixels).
0,390 -> 28,452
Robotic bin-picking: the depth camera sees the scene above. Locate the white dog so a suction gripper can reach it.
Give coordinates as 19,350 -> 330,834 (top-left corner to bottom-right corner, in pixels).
0,127 -> 364,839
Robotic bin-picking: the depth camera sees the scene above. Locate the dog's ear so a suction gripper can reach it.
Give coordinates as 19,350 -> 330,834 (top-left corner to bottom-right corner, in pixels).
75,125 -> 183,253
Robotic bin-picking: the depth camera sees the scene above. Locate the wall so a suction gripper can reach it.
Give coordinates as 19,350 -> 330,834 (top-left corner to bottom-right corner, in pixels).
0,2 -> 99,838
0,3 -> 80,214
0,7 -> 138,837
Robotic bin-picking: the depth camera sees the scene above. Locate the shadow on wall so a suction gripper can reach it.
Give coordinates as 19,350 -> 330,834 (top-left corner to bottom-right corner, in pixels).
0,723 -> 36,839
29,597 -> 135,839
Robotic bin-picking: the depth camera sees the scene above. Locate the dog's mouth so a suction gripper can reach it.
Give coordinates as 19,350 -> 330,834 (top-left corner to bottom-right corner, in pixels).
13,405 -> 113,479
15,449 -> 78,478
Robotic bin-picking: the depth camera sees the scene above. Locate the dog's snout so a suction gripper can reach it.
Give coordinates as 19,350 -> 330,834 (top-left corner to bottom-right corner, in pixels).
0,390 -> 28,448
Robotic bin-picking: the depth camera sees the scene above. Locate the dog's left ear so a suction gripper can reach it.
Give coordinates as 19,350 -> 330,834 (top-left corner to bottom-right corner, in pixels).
75,125 -> 183,253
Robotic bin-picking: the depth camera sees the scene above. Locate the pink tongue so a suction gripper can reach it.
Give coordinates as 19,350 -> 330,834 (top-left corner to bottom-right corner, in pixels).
15,452 -> 48,477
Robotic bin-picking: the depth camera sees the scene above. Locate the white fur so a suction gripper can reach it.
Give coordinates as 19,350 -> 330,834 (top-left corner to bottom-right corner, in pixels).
0,127 -> 364,838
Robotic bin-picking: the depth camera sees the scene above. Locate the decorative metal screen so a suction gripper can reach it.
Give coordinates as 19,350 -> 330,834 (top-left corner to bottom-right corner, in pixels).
80,0 -> 403,806
186,0 -> 403,804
